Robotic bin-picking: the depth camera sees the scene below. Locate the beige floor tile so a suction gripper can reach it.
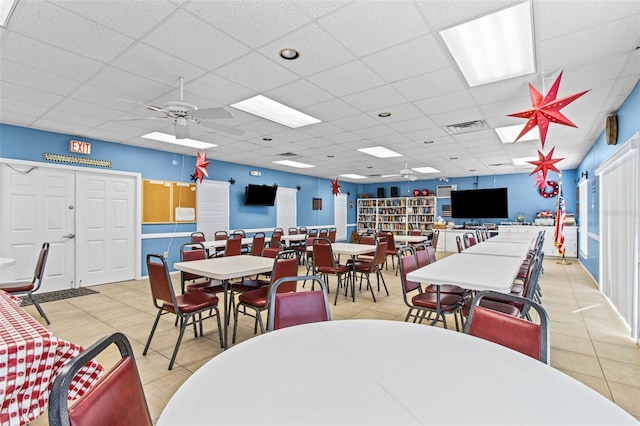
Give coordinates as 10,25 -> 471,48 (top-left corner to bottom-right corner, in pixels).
592,340 -> 640,364
608,382 -> 640,418
558,369 -> 613,400
600,358 -> 640,387
550,348 -> 604,378
550,333 -> 596,356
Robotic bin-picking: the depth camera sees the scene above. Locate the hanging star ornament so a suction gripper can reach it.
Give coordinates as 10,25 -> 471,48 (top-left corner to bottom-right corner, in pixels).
192,151 -> 210,184
533,171 -> 548,190
331,177 -> 341,196
528,147 -> 564,182
508,70 -> 590,148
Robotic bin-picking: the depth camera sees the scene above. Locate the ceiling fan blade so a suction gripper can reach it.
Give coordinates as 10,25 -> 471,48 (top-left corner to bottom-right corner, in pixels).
199,120 -> 245,137
113,116 -> 168,122
194,107 -> 233,120
117,98 -> 167,113
175,124 -> 190,140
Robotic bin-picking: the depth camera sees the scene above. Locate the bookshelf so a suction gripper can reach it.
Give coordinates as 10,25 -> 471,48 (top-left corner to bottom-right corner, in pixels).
357,196 -> 436,234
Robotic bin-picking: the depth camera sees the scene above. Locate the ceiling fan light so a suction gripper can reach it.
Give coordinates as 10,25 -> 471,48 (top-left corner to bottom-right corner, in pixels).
141,132 -> 216,150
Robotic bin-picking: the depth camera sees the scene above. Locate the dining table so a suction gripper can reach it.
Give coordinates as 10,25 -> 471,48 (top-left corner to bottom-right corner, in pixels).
174,255 -> 275,349
0,257 -> 16,269
0,290 -> 103,426
460,240 -> 532,258
486,233 -> 538,244
394,234 -> 430,245
157,319 -> 636,425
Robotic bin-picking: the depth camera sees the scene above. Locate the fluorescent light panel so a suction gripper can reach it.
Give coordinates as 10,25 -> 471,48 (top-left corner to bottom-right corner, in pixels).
231,95 -> 321,128
495,124 -> 539,143
0,0 -> 18,27
440,2 -> 535,86
357,146 -> 402,158
141,132 -> 216,150
272,160 -> 315,168
340,174 -> 367,179
412,167 -> 440,174
512,156 -> 538,166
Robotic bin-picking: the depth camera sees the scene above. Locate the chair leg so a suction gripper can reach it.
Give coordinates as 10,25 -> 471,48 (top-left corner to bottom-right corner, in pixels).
28,293 -> 50,325
169,313 -> 191,370
232,303 -> 241,344
377,270 -> 389,296
143,309 -> 163,355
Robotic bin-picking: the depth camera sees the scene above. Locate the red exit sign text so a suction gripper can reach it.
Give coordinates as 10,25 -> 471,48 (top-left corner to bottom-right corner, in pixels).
70,140 -> 91,154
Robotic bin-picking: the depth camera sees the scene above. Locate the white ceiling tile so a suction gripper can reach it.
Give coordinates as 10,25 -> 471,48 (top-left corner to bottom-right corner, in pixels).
304,98 -> 360,121
0,81 -> 63,108
265,79 -> 335,110
392,68 -> 467,102
308,60 -> 386,97
0,60 -> 81,97
342,85 -> 407,113
414,90 -> 477,116
87,67 -> 173,101
217,52 -> 300,93
331,113 -> 380,131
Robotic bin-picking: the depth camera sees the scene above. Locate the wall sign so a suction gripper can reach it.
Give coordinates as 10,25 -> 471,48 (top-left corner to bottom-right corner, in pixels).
70,139 -> 91,154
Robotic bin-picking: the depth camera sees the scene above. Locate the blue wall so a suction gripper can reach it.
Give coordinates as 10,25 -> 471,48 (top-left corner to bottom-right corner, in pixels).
575,80 -> 640,281
0,124 -> 359,275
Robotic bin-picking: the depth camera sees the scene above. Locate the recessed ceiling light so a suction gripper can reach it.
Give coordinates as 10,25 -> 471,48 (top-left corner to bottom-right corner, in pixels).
367,166 -> 373,169
327,155 -> 335,158
272,160 -> 315,168
279,48 -> 300,60
495,124 -> 539,143
262,137 -> 272,141
512,156 -> 538,166
378,112 -> 391,118
0,0 -> 19,27
141,132 -> 216,150
450,157 -> 458,160
231,95 -> 321,128
423,140 -> 434,144
340,174 -> 367,179
440,2 -> 535,86
357,146 -> 402,158
412,167 -> 440,174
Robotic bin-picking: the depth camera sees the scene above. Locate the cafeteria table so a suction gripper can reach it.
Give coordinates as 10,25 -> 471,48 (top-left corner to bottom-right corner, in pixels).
0,290 -> 102,425
157,320 -> 636,425
394,234 -> 430,245
174,255 -> 275,349
460,240 -> 532,258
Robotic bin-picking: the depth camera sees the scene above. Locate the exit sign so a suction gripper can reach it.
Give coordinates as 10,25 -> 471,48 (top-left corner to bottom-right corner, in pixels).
70,140 -> 91,154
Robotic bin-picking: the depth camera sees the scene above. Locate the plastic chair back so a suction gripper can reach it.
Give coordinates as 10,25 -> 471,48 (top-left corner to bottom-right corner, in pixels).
225,235 -> 242,256
147,254 -> 178,309
191,232 -> 206,243
179,242 -> 209,291
328,228 -> 336,243
267,276 -> 331,331
398,247 -> 420,293
49,332 -> 152,426
250,232 -> 266,256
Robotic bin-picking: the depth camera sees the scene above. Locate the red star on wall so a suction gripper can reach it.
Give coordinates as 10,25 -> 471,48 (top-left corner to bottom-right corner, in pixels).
528,147 -> 564,182
533,171 -> 548,190
331,177 -> 341,196
192,151 -> 210,183
508,71 -> 590,148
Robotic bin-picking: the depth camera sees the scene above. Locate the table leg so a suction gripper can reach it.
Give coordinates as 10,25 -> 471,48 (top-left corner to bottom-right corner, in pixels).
222,279 -> 229,350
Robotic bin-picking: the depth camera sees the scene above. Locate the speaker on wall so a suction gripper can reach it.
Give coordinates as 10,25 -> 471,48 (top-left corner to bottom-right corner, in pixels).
390,186 -> 399,197
377,187 -> 385,198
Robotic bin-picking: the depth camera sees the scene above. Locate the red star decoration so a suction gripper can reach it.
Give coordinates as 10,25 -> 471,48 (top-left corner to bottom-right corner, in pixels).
192,151 -> 210,184
533,172 -> 548,190
528,147 -> 564,182
331,177 -> 341,196
508,70 -> 590,148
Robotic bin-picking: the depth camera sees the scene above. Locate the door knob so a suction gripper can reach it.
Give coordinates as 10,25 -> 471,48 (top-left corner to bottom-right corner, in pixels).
63,233 -> 76,239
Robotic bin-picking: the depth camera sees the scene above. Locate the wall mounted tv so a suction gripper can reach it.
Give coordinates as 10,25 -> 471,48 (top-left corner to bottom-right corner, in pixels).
245,184 -> 277,206
450,188 -> 509,219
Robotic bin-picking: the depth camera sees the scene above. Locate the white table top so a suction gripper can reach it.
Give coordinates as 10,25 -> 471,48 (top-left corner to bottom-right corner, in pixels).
174,255 -> 274,281
306,242 -> 376,256
394,235 -> 430,243
406,253 -> 523,292
487,234 -> 536,244
202,237 -> 268,249
280,234 -> 306,242
0,258 -> 15,269
158,320 -> 635,426
461,241 -> 531,258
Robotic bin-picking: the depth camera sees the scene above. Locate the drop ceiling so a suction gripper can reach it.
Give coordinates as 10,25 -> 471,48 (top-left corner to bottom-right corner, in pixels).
1,0 -> 638,183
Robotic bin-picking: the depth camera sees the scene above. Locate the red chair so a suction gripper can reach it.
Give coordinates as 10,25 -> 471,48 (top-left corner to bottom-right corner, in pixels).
409,229 -> 423,236
179,242 -> 224,294
353,238 -> 388,303
430,229 -> 440,251
313,238 -> 351,305
0,242 -> 50,324
267,276 -> 331,331
465,291 -> 550,364
250,232 -> 266,256
225,234 -> 242,257
144,254 -> 222,370
48,332 -> 152,426
381,231 -> 398,272
416,245 -> 466,298
456,235 -> 464,253
232,251 -> 299,343
270,231 -> 283,247
233,230 -> 250,254
318,228 -> 329,239
212,230 -> 228,257
190,231 -> 206,243
463,232 -> 477,248
328,227 -> 337,243
397,247 -> 463,330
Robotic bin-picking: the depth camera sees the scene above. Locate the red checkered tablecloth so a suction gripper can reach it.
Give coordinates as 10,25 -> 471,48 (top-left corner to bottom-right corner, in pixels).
0,290 -> 103,425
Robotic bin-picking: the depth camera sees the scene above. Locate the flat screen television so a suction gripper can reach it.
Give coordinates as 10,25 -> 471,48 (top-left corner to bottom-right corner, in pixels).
245,184 -> 277,206
450,188 -> 508,219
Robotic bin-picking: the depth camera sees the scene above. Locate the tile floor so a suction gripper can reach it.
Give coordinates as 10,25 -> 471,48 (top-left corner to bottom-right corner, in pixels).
25,255 -> 640,424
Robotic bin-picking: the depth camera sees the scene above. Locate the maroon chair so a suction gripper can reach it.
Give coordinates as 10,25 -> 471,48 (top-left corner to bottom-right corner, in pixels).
179,242 -> 224,294
465,291 -> 550,364
212,230 -> 228,257
190,231 -> 206,243
232,251 -> 299,343
397,247 -> 463,330
49,332 -> 152,426
233,230 -> 250,254
313,238 -> 351,305
409,229 -> 423,236
0,242 -> 50,324
353,238 -> 388,303
456,235 -> 464,253
430,229 -> 440,251
463,232 -> 477,248
250,232 -> 266,256
144,254 -> 222,369
419,245 -> 467,298
381,231 -> 398,272
267,276 -> 331,331
328,227 -> 337,243
225,234 -> 242,257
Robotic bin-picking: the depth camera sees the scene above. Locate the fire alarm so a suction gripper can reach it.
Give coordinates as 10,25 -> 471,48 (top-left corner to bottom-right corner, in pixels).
606,113 -> 618,145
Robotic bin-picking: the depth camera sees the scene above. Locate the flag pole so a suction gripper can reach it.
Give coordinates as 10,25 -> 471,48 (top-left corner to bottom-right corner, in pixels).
555,173 -> 571,265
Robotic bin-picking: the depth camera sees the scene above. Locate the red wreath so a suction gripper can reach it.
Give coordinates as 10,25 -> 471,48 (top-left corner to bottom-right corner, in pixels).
539,181 -> 559,198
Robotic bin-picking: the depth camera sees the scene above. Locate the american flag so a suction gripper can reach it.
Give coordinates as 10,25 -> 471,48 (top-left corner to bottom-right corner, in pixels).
554,187 -> 566,255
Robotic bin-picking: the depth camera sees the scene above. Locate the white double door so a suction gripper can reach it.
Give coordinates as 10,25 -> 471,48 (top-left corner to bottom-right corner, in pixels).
0,162 -> 138,291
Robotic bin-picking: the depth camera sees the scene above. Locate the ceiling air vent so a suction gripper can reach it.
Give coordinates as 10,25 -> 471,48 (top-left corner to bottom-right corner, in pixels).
277,152 -> 298,157
444,119 -> 489,135
368,173 -> 382,177
488,162 -> 512,167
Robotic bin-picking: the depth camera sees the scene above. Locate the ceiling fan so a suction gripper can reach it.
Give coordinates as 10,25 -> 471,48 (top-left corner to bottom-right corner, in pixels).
386,161 -> 417,181
119,76 -> 244,139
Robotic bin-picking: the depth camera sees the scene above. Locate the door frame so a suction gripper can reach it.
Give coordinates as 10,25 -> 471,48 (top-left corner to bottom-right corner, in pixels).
0,158 -> 143,281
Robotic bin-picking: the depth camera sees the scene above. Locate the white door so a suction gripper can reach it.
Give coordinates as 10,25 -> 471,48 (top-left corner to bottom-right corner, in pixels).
334,194 -> 347,241
276,187 -> 297,230
75,171 -> 137,286
197,180 -> 230,238
0,163 -> 75,291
